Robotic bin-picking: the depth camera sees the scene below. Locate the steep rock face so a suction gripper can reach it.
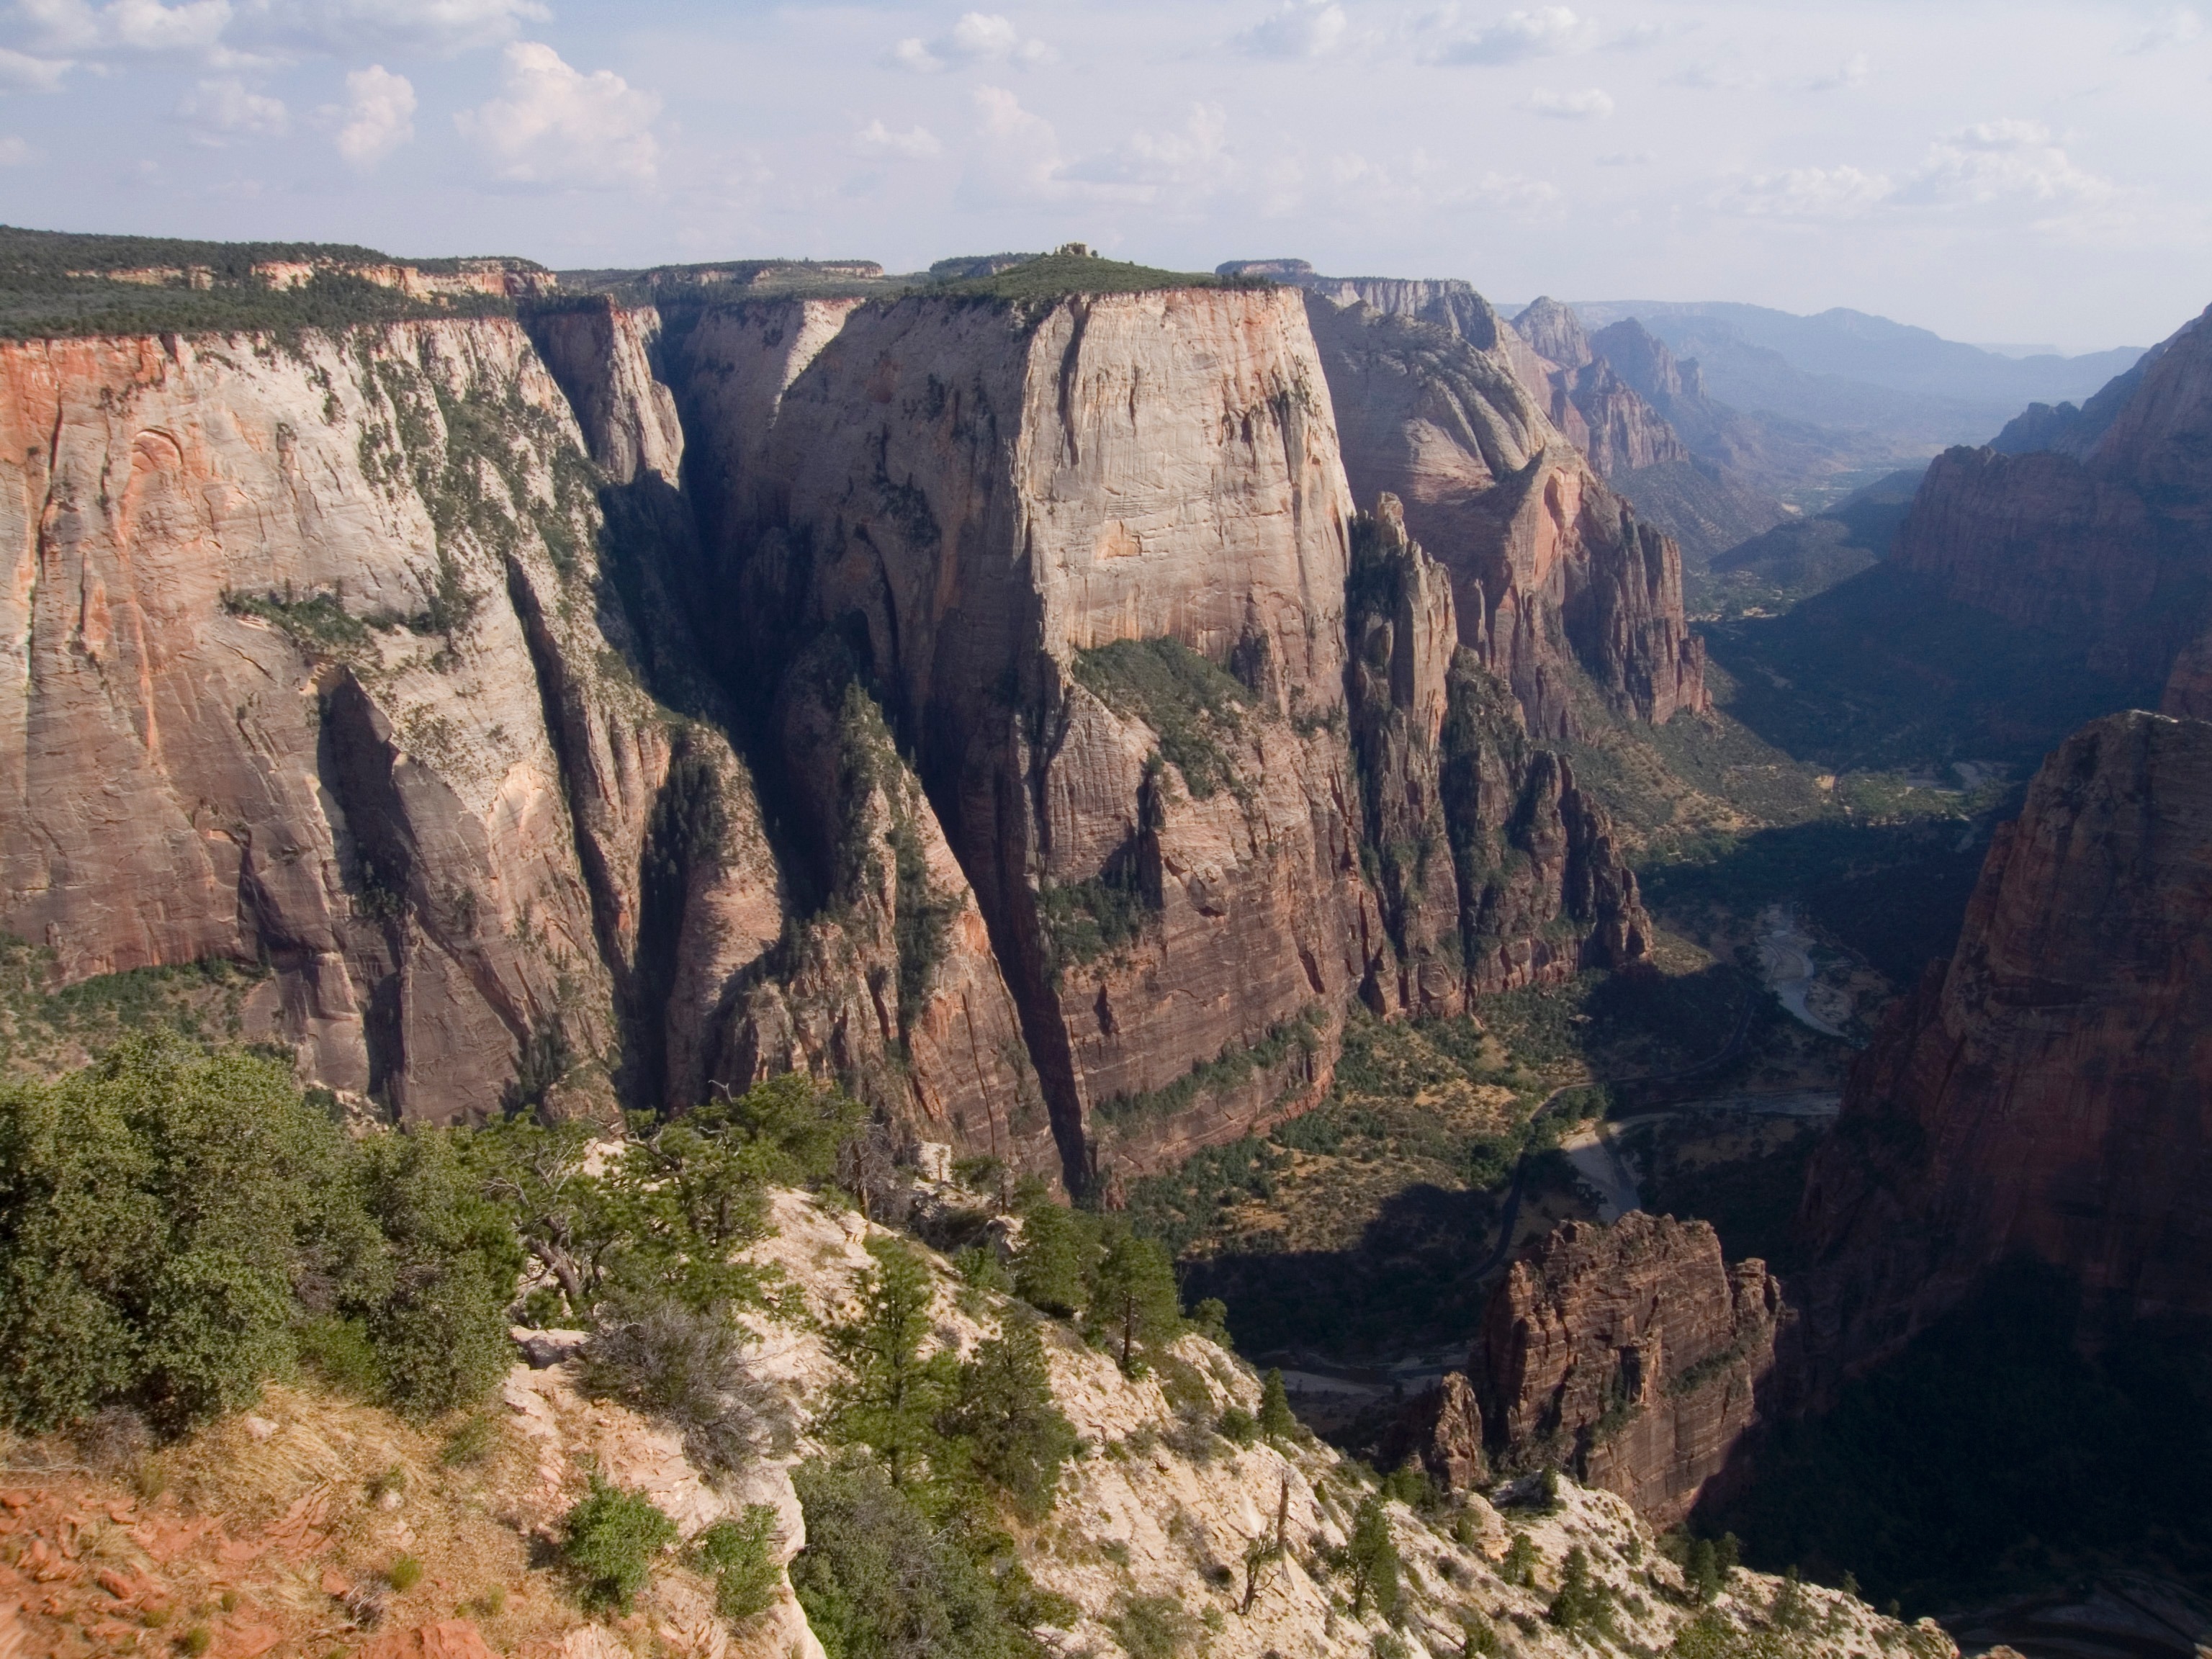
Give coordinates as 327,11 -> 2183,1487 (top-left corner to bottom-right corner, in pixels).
1380,1370 -> 1490,1490
1511,299 -> 1691,480
1345,495 -> 1467,1014
526,300 -> 685,486
1892,303 -> 2212,683
1797,710 -> 2212,1378
2162,630 -> 2212,719
714,657 -> 1056,1175
0,323 -> 786,1122
1303,295 -> 1708,739
719,287 -> 1384,1186
1475,1213 -> 1784,1526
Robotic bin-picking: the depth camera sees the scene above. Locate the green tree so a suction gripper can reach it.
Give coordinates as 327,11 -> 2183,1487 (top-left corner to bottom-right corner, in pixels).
0,1038 -> 354,1432
830,1238 -> 953,1487
351,1128 -> 521,1419
940,1316 -> 1076,1519
1548,1544 -> 1612,1632
1087,1233 -> 1181,1370
1011,1193 -> 1091,1318
1771,1566 -> 1810,1632
1258,1367 -> 1298,1442
1502,1532 -> 1540,1588
1339,1493 -> 1401,1617
716,1072 -> 867,1187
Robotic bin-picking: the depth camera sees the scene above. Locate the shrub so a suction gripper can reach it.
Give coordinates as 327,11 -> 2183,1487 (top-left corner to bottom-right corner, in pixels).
692,1504 -> 782,1624
1217,1405 -> 1259,1447
1382,1460 -> 1437,1511
789,1452 -> 1038,1659
561,1475 -> 677,1613
581,1299 -> 768,1473
387,1555 -> 423,1593
1108,1591 -> 1200,1659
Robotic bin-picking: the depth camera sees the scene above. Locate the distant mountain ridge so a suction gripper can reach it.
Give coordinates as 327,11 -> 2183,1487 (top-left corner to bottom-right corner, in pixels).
1569,299 -> 2143,406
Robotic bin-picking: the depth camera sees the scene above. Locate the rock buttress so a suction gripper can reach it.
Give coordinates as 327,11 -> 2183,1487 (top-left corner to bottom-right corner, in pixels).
1795,709 -> 2212,1382
720,286 -> 1388,1189
1474,1213 -> 1784,1527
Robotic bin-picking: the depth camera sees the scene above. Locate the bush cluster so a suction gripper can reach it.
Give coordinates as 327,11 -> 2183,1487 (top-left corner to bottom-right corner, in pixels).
0,1035 -> 516,1434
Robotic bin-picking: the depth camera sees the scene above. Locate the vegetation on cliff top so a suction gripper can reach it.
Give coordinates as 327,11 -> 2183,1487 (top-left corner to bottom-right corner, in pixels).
0,225 -> 526,338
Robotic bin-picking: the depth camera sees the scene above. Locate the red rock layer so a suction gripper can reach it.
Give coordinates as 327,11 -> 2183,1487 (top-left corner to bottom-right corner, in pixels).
1890,303 -> 2212,685
1797,710 -> 2212,1380
1473,1213 -> 1783,1527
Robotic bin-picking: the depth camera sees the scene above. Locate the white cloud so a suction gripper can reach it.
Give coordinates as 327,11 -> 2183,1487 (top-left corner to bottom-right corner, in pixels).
853,118 -> 940,160
1063,102 -> 1236,202
1717,163 -> 1894,219
1238,0 -> 1349,60
2126,6 -> 2201,52
1527,86 -> 1611,119
1806,52 -> 1869,91
1326,147 -> 1562,215
15,0 -> 233,55
1426,6 -> 1592,66
176,74 -> 287,141
0,133 -> 35,162
454,40 -> 661,188
891,12 -> 1053,73
1665,61 -> 1764,91
333,62 -> 412,167
1898,120 -> 2116,209
238,0 -> 546,55
0,46 -> 73,87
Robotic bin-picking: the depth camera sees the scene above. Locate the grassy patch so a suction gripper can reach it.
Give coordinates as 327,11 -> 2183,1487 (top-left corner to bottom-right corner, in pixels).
1070,637 -> 1252,799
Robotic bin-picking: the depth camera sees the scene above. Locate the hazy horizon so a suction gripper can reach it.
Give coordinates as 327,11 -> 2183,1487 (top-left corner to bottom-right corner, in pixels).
3,0 -> 2206,354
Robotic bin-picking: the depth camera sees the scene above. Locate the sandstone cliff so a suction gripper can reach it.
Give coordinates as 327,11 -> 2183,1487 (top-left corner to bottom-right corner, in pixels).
1344,495 -> 1653,1007
1303,293 -> 1709,739
1891,302 -> 2212,685
1473,1213 -> 1784,1527
0,277 -> 1677,1186
1511,298 -> 1691,480
1797,709 -> 2212,1380
0,323 -> 779,1123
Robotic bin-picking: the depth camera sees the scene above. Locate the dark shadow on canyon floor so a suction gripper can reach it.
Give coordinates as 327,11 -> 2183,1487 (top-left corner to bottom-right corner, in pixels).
1700,1261 -> 2212,1617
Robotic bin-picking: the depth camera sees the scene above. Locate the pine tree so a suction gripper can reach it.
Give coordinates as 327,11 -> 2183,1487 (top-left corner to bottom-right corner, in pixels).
1258,1367 -> 1298,1442
1088,1233 -> 1182,1370
1011,1195 -> 1090,1318
830,1238 -> 951,1486
1341,1493 -> 1401,1617
940,1315 -> 1076,1519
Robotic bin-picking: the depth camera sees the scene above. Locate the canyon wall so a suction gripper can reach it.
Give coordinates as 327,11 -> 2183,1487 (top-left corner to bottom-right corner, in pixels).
1892,302 -> 2212,685
1796,709 -> 2212,1380
1303,293 -> 1708,739
0,277 -> 1676,1187
0,323 -> 781,1122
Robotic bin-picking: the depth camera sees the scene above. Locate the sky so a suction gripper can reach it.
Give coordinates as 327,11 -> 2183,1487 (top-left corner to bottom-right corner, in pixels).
0,0 -> 2206,351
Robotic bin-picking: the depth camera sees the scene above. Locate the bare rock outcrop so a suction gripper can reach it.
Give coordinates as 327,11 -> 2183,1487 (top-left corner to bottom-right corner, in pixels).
1797,709 -> 2212,1378
1473,1213 -> 1784,1526
1891,302 -> 2212,685
1379,1370 -> 1489,1491
1303,294 -> 1708,739
1511,298 -> 1692,480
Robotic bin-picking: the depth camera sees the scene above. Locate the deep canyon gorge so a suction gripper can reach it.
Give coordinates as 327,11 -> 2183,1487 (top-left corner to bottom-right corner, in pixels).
1,233 -> 2208,1659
